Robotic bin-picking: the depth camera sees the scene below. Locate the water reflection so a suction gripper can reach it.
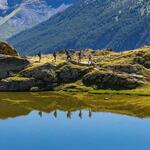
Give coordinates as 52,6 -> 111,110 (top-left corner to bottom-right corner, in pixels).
0,92 -> 150,150
0,92 -> 150,120
89,110 -> 92,118
37,110 -> 93,119
0,110 -> 150,150
53,110 -> 58,118
38,111 -> 42,117
79,110 -> 82,119
67,111 -> 72,119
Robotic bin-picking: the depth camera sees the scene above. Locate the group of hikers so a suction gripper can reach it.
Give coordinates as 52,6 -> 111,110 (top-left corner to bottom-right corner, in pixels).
37,49 -> 93,64
38,109 -> 92,119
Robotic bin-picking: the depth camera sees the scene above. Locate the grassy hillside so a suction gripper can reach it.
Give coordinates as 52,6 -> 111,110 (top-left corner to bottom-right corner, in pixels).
8,0 -> 150,55
0,45 -> 149,95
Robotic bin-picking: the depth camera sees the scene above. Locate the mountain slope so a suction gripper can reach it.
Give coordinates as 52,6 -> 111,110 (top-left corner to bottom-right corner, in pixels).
0,0 -> 76,39
8,0 -> 150,55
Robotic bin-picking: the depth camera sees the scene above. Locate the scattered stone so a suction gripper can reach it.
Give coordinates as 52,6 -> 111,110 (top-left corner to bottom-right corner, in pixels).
30,87 -> 40,92
104,98 -> 110,100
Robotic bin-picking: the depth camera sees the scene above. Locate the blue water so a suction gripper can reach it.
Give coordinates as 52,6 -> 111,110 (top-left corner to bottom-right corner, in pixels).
0,111 -> 150,150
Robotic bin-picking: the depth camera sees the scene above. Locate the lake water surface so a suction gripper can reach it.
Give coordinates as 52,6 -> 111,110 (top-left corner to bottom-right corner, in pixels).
0,92 -> 150,150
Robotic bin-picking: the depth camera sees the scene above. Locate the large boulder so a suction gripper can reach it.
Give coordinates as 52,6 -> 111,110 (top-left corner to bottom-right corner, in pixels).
57,63 -> 90,83
0,77 -> 35,91
20,63 -> 57,88
0,55 -> 30,79
134,52 -> 150,69
105,64 -> 144,74
0,42 -> 17,56
83,71 -> 145,90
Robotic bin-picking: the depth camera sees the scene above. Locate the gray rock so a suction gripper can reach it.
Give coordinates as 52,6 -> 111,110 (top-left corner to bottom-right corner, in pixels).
57,64 -> 90,83
30,87 -> 40,92
0,42 -> 17,56
83,71 -> 145,90
106,64 -> 144,74
0,78 -> 35,91
0,55 -> 29,79
134,53 -> 150,69
21,63 -> 58,88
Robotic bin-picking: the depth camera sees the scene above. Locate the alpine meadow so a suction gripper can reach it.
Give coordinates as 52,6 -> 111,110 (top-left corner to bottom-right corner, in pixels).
0,0 -> 150,150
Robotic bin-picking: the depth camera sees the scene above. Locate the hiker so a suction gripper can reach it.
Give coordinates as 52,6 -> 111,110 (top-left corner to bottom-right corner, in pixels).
65,49 -> 72,60
79,110 -> 82,119
67,111 -> 72,119
38,111 -> 42,117
53,51 -> 57,62
78,50 -> 82,63
88,110 -> 92,118
38,51 -> 42,62
54,110 -> 57,118
88,54 -> 92,65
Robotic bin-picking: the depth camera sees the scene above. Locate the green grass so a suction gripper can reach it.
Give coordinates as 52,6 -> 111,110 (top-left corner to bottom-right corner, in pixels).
89,84 -> 150,96
0,92 -> 150,119
54,79 -> 150,96
7,76 -> 32,81
54,80 -> 93,92
89,89 -> 150,96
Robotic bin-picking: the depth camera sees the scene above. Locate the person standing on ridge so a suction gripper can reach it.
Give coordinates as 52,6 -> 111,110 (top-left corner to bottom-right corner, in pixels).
53,51 -> 57,62
88,54 -> 92,65
78,50 -> 82,63
65,49 -> 72,60
38,51 -> 42,62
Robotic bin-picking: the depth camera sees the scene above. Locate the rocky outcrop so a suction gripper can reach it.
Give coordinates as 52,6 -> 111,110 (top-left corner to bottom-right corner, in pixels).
0,55 -> 29,79
21,63 -> 57,81
19,63 -> 90,89
83,71 -> 145,90
20,63 -> 57,89
0,42 -> 17,56
0,46 -> 149,92
134,52 -> 150,69
0,77 -> 35,91
105,64 -> 144,74
57,63 -> 90,83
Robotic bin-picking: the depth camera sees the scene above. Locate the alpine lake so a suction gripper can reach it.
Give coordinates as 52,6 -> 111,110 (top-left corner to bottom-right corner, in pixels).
0,92 -> 150,150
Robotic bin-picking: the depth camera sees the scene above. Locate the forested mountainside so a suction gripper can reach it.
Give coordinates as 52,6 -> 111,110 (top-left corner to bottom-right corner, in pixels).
0,0 -> 78,39
8,0 -> 150,55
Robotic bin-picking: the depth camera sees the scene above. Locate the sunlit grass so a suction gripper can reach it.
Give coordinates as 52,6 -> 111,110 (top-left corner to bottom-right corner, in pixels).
90,84 -> 150,96
0,92 -> 150,119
